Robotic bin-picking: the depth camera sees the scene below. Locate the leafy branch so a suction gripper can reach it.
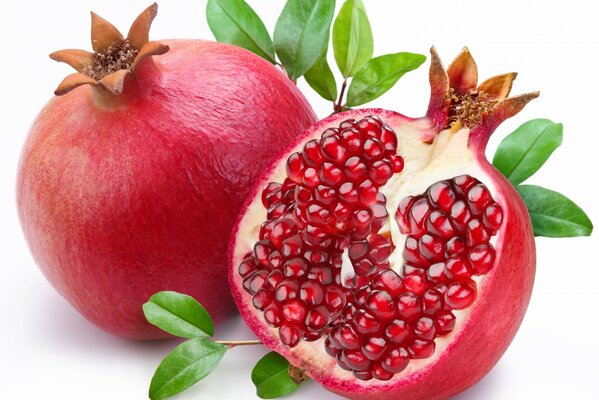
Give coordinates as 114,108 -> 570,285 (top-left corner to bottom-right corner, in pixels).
206,0 -> 426,112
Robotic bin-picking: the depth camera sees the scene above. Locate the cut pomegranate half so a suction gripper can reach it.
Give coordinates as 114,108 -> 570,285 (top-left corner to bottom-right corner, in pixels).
229,48 -> 536,400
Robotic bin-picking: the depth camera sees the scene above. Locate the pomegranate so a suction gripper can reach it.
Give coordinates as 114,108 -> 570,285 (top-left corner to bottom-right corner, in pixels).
17,4 -> 316,339
229,47 -> 537,399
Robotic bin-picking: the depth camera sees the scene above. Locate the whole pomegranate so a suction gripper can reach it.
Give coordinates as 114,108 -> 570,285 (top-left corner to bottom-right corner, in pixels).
17,4 -> 316,339
229,48 -> 536,399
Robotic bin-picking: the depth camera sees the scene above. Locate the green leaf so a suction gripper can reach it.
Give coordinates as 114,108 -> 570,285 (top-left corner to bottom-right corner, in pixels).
143,291 -> 214,339
252,352 -> 302,399
304,51 -> 337,101
274,0 -> 336,80
493,119 -> 563,185
332,0 -> 373,78
149,338 -> 227,400
346,52 -> 426,107
206,0 -> 276,63
517,185 -> 593,237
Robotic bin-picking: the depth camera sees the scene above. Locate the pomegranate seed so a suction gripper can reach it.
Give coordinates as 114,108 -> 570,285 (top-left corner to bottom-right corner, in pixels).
381,347 -> 410,373
414,316 -> 436,340
389,154 -> 404,173
264,303 -> 281,327
342,349 -> 371,371
369,160 -> 394,185
483,203 -> 503,232
319,162 -> 344,186
468,184 -> 493,215
436,311 -> 456,334
324,337 -> 339,356
427,262 -> 447,283
428,181 -> 457,212
245,270 -> 267,294
303,167 -> 320,188
444,256 -> 472,281
371,269 -> 403,296
403,236 -> 429,266
299,281 -> 324,306
379,125 -> 398,152
344,156 -> 368,182
282,299 -> 307,323
362,337 -> 388,360
366,290 -> 396,320
266,270 -> 283,290
385,319 -> 412,344
305,306 -> 330,331
357,117 -> 382,137
286,152 -> 307,183
338,182 -> 359,204
307,265 -> 333,285
363,138 -> 385,160
422,289 -> 444,315
372,363 -> 394,380
402,274 -> 427,295
269,251 -> 283,269
274,280 -> 298,302
409,339 -> 435,359
358,179 -> 379,206
281,234 -> 303,257
262,182 -> 282,208
314,185 -> 336,206
466,219 -> 490,246
252,289 -> 272,310
353,370 -> 374,381
450,200 -> 472,229
418,234 -> 446,262
453,175 -> 479,196
409,198 -> 433,234
279,323 -> 303,347
404,264 -> 426,277
445,281 -> 477,309
396,195 -> 415,233
354,259 -> 376,276
426,210 -> 456,239
302,139 -> 325,166
340,128 -> 363,154
254,240 -> 272,267
321,135 -> 349,163
238,257 -> 256,277
396,292 -> 422,322
446,236 -> 467,255
353,309 -> 382,335
468,244 -> 496,274
325,286 -> 346,313
334,324 -> 361,350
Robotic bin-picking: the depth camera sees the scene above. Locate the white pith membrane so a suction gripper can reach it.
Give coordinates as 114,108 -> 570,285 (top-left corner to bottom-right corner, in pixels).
231,110 -> 503,386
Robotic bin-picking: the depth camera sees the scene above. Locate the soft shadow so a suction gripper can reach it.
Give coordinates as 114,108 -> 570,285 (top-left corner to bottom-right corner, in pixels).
451,365 -> 504,399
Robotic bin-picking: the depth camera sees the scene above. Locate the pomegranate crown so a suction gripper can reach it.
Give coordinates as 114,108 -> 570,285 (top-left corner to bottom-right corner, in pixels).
49,3 -> 169,96
426,47 -> 539,142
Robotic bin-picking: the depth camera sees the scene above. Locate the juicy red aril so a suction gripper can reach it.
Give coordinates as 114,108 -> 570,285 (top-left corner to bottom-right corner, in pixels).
242,113 -> 502,381
381,347 -> 409,373
445,281 -> 477,309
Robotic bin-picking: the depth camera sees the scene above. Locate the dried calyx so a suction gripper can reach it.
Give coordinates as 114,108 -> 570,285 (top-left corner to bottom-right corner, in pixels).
49,3 -> 169,96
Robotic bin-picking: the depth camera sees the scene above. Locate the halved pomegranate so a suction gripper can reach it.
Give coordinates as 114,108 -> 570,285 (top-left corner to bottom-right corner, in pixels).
229,48 -> 537,399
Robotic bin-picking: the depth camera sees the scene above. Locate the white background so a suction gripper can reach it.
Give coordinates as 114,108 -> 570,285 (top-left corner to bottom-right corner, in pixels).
1,1 -> 598,399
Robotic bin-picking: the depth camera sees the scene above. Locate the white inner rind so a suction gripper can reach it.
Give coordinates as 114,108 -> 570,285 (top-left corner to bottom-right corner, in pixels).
237,115 -> 500,386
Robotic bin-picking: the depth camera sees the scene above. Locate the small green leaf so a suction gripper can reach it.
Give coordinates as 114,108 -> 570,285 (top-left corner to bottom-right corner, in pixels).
493,119 -> 563,185
304,51 -> 337,101
149,338 -> 227,400
346,52 -> 426,107
252,352 -> 303,399
143,291 -> 214,339
517,185 -> 593,237
207,0 -> 276,63
332,0 -> 373,78
274,0 -> 336,80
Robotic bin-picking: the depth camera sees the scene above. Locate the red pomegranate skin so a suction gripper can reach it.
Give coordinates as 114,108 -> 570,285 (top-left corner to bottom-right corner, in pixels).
17,39 -> 316,339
